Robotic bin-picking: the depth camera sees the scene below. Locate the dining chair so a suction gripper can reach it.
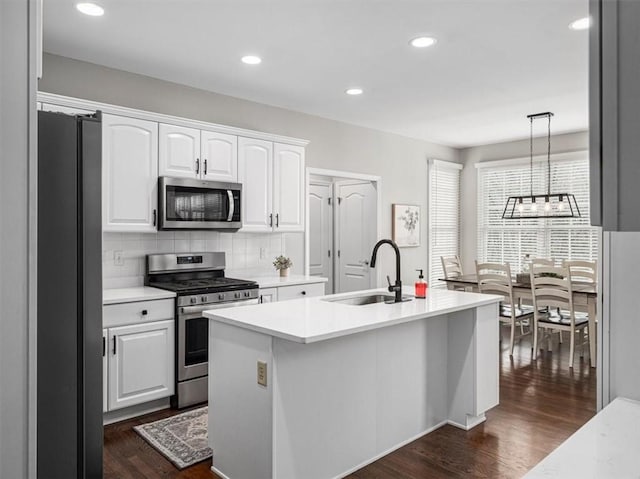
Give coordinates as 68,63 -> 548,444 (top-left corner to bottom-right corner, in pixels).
530,264 -> 590,368
530,258 -> 554,267
563,260 -> 597,284
441,255 -> 466,291
476,261 -> 533,356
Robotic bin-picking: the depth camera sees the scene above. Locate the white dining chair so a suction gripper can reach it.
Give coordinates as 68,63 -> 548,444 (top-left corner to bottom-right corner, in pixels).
563,260 -> 597,284
476,261 -> 533,356
441,255 -> 466,291
530,265 -> 590,369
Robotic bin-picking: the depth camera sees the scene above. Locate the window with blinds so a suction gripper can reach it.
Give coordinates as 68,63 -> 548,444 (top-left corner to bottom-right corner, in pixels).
428,160 -> 462,287
477,154 -> 598,273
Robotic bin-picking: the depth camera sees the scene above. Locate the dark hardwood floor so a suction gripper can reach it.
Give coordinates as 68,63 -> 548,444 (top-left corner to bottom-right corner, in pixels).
104,332 -> 596,479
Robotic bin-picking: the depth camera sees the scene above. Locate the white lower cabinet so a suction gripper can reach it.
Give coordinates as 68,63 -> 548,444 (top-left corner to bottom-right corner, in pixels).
277,283 -> 325,301
259,287 -> 278,303
103,329 -> 108,413
105,318 -> 175,411
259,282 -> 325,303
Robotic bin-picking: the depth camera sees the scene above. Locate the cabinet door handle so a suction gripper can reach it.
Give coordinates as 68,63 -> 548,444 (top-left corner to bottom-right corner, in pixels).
301,291 -> 306,296
269,214 -> 273,227
141,309 -> 148,316
152,209 -> 157,227
204,159 -> 208,176
112,336 -> 117,355
196,158 -> 200,175
276,213 -> 279,228
259,295 -> 263,304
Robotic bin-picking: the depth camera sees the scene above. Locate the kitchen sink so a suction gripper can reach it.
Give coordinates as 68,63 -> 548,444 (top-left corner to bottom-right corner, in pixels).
323,293 -> 412,306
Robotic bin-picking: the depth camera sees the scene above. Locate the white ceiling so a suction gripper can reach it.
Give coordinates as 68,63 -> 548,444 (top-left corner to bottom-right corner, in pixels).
43,0 -> 589,148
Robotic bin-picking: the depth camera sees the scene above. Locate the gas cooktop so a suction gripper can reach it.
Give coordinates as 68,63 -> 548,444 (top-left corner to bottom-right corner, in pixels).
148,276 -> 257,294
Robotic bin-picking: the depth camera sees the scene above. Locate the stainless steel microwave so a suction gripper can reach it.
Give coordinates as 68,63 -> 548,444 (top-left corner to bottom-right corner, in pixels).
158,177 -> 242,230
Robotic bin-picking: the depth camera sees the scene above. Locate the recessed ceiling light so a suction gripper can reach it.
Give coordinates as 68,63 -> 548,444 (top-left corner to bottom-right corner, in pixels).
569,17 -> 591,30
410,36 -> 437,48
345,88 -> 363,96
241,55 -> 262,65
76,2 -> 104,16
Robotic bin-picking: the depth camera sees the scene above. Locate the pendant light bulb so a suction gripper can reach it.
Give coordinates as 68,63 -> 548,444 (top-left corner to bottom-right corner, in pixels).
558,195 -> 565,211
531,199 -> 537,212
517,198 -> 524,212
544,197 -> 551,212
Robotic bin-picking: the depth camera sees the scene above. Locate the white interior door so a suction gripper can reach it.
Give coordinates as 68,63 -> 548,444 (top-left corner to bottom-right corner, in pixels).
336,182 -> 377,293
308,181 -> 333,293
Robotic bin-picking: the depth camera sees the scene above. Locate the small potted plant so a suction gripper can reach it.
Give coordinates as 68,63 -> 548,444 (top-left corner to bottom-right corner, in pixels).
273,255 -> 292,277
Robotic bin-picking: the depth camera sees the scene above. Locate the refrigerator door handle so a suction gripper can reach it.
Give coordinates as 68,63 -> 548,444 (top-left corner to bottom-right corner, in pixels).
102,337 -> 105,357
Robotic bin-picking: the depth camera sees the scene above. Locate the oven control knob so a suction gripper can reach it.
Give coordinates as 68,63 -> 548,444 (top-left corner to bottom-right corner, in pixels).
218,294 -> 224,300
244,291 -> 250,297
235,292 -> 241,299
201,296 -> 207,302
190,297 -> 197,304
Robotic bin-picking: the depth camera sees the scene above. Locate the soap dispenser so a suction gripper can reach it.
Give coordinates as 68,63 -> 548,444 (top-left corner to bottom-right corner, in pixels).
415,269 -> 427,298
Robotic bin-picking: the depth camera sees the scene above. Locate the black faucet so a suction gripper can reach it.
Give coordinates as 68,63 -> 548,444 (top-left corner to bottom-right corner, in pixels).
370,239 -> 404,303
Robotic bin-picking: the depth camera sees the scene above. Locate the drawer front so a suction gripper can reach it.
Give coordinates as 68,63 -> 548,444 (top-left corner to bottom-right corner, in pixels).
103,298 -> 174,328
277,282 -> 325,302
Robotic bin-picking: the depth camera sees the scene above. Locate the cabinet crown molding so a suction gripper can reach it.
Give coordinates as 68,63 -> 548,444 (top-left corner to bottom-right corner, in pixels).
37,92 -> 310,147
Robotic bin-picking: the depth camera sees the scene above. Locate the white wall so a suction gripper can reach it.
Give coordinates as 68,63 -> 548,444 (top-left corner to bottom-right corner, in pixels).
603,232 -> 640,405
0,0 -> 35,477
458,131 -> 589,272
39,53 -> 460,286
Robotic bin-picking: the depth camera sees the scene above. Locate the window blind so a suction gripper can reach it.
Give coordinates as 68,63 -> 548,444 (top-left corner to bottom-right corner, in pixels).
477,155 -> 598,272
429,160 -> 462,287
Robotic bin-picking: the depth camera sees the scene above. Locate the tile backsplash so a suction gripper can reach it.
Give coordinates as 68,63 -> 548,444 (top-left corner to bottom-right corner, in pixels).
103,231 -> 304,289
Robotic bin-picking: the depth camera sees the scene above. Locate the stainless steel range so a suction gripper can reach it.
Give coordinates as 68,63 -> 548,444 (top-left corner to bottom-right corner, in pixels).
145,252 -> 259,408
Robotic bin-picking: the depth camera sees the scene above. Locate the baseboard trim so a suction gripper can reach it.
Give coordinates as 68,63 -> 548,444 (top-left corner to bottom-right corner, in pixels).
103,398 -> 171,425
333,420 -> 449,479
447,413 -> 486,431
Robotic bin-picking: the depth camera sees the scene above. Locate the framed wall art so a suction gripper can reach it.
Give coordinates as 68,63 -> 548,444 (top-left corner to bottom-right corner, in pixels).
392,204 -> 420,247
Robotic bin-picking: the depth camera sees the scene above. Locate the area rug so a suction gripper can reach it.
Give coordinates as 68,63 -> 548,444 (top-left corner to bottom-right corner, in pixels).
134,406 -> 212,469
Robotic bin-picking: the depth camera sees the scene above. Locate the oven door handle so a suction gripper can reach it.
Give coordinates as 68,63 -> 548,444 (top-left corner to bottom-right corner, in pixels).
227,190 -> 235,222
180,299 -> 259,316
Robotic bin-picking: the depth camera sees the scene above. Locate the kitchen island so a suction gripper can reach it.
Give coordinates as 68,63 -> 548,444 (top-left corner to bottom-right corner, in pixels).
205,288 -> 501,479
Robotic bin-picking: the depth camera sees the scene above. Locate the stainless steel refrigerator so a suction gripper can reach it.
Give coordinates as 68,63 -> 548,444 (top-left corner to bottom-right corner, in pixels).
37,110 -> 103,478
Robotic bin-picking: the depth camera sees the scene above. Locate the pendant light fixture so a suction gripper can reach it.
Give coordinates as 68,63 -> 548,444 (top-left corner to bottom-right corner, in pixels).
502,112 -> 581,219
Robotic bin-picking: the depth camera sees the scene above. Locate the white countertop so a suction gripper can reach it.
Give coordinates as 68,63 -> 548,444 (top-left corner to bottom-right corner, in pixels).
103,287 -> 176,305
226,271 -> 328,289
205,287 -> 501,343
524,397 -> 640,478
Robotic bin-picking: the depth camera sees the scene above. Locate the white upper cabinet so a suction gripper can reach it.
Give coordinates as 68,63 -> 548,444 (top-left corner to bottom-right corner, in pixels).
102,114 -> 158,232
238,137 -> 273,232
158,124 -> 200,178
238,138 -> 305,233
273,143 -> 305,232
201,130 -> 238,182
159,124 -> 238,182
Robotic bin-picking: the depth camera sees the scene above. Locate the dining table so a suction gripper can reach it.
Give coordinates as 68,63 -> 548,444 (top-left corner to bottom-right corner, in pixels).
440,274 -> 598,367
